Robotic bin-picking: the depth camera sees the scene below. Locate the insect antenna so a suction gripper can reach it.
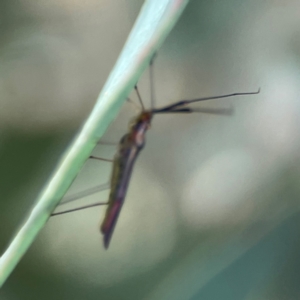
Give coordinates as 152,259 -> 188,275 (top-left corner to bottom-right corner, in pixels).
134,85 -> 145,111
149,53 -> 156,109
153,88 -> 260,114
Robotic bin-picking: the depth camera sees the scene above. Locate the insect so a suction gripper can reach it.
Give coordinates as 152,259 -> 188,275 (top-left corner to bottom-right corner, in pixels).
51,57 -> 260,249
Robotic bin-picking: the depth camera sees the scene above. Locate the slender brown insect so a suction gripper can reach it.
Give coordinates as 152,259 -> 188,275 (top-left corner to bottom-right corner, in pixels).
52,57 -> 260,248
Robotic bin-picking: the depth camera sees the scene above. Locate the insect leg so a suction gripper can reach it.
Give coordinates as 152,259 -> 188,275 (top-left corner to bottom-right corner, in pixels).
158,106 -> 234,116
89,156 -> 113,163
153,88 -> 260,113
52,182 -> 110,215
51,201 -> 109,217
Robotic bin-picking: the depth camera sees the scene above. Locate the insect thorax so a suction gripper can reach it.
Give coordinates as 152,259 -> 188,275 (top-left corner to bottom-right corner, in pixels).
128,111 -> 153,148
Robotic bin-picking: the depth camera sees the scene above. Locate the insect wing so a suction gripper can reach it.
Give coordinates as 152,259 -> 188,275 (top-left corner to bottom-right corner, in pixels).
101,199 -> 124,248
100,138 -> 140,248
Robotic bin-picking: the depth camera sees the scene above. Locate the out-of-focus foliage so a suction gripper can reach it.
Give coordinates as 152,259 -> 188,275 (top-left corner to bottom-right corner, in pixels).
1,0 -> 300,299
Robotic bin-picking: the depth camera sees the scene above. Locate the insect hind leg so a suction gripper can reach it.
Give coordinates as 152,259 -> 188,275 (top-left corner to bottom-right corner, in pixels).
51,182 -> 111,216
51,201 -> 109,217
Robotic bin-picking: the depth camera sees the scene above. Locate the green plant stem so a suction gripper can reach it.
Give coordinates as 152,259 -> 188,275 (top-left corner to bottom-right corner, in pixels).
0,0 -> 190,287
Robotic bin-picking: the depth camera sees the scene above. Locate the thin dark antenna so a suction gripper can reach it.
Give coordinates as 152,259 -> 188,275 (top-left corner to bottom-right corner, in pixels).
134,85 -> 145,111
153,88 -> 260,113
149,54 -> 156,109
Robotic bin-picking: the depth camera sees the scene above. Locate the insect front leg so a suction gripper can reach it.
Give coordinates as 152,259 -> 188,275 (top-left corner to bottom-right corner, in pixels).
89,156 -> 114,163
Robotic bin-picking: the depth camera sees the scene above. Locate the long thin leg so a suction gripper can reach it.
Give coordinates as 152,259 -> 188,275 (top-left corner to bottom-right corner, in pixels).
51,201 -> 109,217
153,88 -> 260,113
89,156 -> 113,163
156,106 -> 234,116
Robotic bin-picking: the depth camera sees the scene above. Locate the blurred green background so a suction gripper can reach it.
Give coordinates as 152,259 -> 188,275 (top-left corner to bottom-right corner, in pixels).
1,0 -> 300,299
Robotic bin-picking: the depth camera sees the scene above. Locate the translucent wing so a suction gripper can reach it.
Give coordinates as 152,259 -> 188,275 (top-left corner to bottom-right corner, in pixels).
100,134 -> 142,248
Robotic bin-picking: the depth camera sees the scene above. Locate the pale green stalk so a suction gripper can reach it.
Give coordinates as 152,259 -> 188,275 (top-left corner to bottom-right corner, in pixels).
0,0 -> 190,287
